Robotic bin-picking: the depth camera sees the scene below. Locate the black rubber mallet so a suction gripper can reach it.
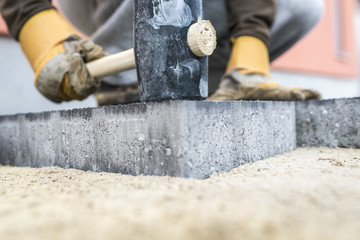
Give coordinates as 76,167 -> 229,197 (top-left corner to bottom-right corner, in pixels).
86,0 -> 216,102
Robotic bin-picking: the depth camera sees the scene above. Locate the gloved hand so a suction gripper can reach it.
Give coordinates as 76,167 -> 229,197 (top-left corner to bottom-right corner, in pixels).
208,70 -> 321,101
19,9 -> 107,103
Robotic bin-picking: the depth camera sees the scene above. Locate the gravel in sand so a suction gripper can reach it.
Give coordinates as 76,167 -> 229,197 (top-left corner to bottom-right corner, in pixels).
0,148 -> 360,240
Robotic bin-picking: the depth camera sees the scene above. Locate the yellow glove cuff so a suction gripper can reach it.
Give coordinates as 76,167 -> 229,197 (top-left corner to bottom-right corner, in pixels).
226,36 -> 270,76
19,9 -> 79,82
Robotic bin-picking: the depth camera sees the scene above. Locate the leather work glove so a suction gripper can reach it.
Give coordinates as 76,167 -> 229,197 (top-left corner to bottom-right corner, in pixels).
209,36 -> 321,101
208,70 -> 322,101
19,9 -> 107,103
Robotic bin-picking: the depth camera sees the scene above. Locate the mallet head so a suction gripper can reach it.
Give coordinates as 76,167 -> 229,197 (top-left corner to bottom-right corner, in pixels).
134,0 -> 216,102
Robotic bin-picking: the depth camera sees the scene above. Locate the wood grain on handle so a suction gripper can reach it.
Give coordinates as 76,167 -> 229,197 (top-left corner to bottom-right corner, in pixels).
86,48 -> 136,78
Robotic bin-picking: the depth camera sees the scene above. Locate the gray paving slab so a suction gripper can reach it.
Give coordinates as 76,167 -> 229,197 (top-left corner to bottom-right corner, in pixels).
0,100 -> 296,179
296,98 -> 360,148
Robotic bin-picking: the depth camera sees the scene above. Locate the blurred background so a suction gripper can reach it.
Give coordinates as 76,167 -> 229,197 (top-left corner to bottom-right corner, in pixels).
272,0 -> 360,100
0,0 -> 359,115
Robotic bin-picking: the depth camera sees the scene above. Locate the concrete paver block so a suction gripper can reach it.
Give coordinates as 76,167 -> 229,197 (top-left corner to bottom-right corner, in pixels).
296,98 -> 360,148
0,100 -> 296,178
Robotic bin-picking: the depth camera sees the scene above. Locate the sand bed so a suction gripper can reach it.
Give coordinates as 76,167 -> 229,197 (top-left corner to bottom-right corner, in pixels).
1,148 -> 360,240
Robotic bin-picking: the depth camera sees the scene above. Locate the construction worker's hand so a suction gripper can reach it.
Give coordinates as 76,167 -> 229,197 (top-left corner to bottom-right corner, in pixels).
19,9 -> 108,103
51,36 -> 108,102
208,70 -> 321,101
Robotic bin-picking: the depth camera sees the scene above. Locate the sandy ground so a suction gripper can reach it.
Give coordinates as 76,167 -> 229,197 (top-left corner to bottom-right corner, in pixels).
0,148 -> 360,240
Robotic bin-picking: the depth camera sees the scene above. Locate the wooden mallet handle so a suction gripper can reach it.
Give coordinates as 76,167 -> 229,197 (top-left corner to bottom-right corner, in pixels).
86,48 -> 136,79
86,20 -> 216,79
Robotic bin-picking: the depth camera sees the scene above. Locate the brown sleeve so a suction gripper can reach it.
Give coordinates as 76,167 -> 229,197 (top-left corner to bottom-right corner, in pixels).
0,0 -> 54,40
226,0 -> 277,46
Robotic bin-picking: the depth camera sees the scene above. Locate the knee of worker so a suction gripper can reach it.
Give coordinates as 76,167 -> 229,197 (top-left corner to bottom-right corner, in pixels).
284,0 -> 324,34
294,0 -> 324,31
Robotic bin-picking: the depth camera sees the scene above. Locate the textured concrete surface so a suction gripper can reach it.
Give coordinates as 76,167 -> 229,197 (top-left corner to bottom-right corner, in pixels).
0,100 -> 296,178
296,98 -> 360,148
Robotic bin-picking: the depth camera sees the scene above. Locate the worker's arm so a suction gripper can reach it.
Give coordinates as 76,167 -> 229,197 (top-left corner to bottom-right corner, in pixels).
0,0 -> 107,103
225,0 -> 277,76
226,0 -> 276,47
0,0 -> 54,40
209,0 -> 321,101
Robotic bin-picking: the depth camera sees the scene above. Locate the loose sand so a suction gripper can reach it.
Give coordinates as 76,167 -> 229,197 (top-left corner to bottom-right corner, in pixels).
0,148 -> 360,240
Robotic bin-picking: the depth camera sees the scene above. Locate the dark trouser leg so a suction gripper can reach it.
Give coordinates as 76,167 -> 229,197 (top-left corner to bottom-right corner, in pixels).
0,0 -> 53,40
269,0 -> 324,61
